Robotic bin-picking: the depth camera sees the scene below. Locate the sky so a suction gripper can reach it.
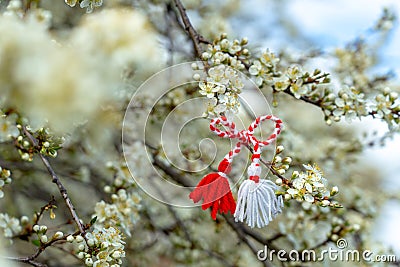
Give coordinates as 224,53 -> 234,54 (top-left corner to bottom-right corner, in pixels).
233,0 -> 400,255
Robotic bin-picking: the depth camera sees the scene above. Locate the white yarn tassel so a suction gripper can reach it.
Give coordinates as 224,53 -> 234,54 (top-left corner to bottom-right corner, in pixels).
234,179 -> 284,228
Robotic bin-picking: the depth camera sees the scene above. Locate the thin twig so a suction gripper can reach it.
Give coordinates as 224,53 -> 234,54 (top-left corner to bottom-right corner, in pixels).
172,0 -> 204,58
23,127 -> 86,235
4,236 -> 66,267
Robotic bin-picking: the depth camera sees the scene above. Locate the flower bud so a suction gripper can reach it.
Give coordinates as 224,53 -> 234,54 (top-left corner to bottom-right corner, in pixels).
40,225 -> 47,233
201,52 -> 210,60
112,251 -> 122,259
376,94 -> 385,102
21,153 -> 30,161
101,241 -> 109,249
276,145 -> 284,154
331,234 -> 339,242
274,156 -> 282,163
383,87 -> 391,95
281,164 -> 290,170
277,169 -> 286,175
77,252 -> 85,259
33,224 -> 40,232
104,185 -> 111,193
191,62 -> 198,70
389,92 -> 398,100
66,235 -> 74,242
23,140 -> 30,148
330,186 -> 339,196
85,258 -> 93,266
321,200 -> 330,206
3,169 -> 11,178
87,238 -> 95,247
352,224 -> 360,231
75,235 -> 84,243
114,177 -> 123,187
20,216 -> 29,225
40,235 -> 48,243
53,231 -> 63,239
282,157 -> 292,164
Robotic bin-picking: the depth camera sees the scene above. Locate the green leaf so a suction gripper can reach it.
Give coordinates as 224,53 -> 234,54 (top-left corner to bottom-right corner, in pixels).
32,239 -> 40,247
90,216 -> 97,225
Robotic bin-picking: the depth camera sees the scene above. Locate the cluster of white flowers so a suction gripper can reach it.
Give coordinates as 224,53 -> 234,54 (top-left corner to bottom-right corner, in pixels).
15,127 -> 64,162
249,49 -> 280,86
270,144 -> 292,172
76,227 -> 125,267
201,34 -> 250,70
0,112 -> 19,143
0,8 -> 161,135
319,86 -> 400,127
246,49 -> 399,128
334,46 -> 373,90
368,87 -> 400,127
65,0 -> 103,13
280,164 -> 340,207
322,86 -> 367,123
373,8 -> 396,31
32,224 -> 53,244
71,9 -> 161,73
93,189 -> 141,237
0,213 -> 22,241
247,49 -> 333,106
106,162 -> 137,189
0,167 -> 12,199
197,35 -> 255,118
0,15 -> 103,133
197,64 -> 243,118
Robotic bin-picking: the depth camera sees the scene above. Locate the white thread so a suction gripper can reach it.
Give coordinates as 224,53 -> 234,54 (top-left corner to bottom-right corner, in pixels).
247,163 -> 261,177
218,172 -> 228,179
234,179 -> 284,228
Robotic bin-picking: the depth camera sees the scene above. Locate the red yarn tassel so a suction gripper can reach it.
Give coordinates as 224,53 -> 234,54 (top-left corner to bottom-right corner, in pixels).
189,159 -> 236,220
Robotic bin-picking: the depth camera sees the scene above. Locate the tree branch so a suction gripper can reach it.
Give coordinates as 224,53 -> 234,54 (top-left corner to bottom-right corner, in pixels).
172,0 -> 204,58
23,127 -> 86,235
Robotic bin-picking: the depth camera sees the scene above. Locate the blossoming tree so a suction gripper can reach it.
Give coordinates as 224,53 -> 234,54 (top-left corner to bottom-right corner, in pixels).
0,0 -> 399,266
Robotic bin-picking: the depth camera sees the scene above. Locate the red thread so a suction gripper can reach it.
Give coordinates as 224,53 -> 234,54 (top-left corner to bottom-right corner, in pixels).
189,176 -> 235,220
